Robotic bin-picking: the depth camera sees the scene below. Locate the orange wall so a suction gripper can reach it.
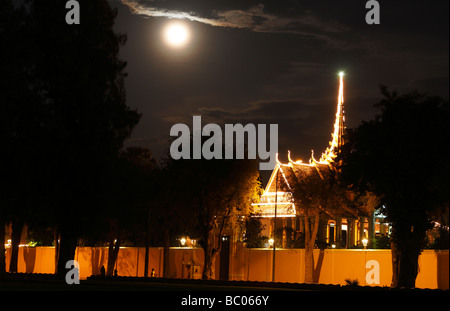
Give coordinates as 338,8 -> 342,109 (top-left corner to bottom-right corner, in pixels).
4,246 -> 448,289
5,246 -> 206,280
230,248 -> 449,289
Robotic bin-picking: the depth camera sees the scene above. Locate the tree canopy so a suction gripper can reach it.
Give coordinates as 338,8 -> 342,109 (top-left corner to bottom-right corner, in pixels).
339,86 -> 449,287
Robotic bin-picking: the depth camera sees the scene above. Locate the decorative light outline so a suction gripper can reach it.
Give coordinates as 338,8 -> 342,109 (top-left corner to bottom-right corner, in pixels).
253,72 -> 346,218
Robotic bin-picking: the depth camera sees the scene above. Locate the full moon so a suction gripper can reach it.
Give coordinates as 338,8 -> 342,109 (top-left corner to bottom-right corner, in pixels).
164,22 -> 190,48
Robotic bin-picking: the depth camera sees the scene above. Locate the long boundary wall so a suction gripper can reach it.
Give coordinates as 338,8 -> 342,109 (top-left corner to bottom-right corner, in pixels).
230,248 -> 448,289
4,247 -> 448,289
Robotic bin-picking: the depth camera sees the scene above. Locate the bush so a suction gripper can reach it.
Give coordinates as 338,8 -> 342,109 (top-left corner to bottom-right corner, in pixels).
373,234 -> 391,249
244,216 -> 268,248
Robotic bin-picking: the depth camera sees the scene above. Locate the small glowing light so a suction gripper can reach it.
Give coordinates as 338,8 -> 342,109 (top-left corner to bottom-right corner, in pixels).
180,238 -> 186,246
268,238 -> 274,247
331,244 -> 336,249
362,238 -> 368,247
339,71 -> 345,77
28,241 -> 38,247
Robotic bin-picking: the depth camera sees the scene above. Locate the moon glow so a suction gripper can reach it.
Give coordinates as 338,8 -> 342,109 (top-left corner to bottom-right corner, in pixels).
164,22 -> 190,48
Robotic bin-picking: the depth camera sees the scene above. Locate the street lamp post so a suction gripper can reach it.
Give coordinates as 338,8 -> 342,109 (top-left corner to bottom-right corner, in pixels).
272,168 -> 279,282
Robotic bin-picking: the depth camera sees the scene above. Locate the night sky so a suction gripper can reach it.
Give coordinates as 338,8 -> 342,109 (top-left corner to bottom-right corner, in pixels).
111,0 -> 449,173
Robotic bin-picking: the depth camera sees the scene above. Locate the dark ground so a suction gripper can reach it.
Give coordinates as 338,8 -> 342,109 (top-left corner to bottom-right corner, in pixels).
0,273 -> 447,291
0,273 -> 447,310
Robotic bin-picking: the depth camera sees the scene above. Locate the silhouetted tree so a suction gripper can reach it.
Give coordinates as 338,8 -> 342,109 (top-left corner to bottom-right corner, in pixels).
34,0 -> 140,278
173,158 -> 262,279
339,87 -> 449,288
105,147 -> 157,277
154,156 -> 190,278
283,159 -> 378,283
1,0 -> 140,278
285,166 -> 345,283
0,0 -> 45,274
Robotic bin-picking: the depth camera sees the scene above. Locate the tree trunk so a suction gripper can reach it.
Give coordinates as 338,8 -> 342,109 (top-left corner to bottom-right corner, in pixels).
54,226 -> 61,274
56,229 -> 78,279
202,244 -> 212,280
144,243 -> 149,277
304,245 -> 314,283
391,240 -> 399,287
390,227 -> 423,288
201,226 -> 220,280
163,225 -> 170,278
304,213 -> 320,283
144,209 -> 151,278
9,218 -> 24,273
201,211 -> 230,280
391,242 -> 421,288
0,218 -> 6,276
106,237 -> 121,276
202,245 -> 220,280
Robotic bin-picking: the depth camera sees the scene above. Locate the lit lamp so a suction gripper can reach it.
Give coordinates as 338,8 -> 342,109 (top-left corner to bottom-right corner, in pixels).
180,237 -> 186,247
362,238 -> 368,250
268,238 -> 274,247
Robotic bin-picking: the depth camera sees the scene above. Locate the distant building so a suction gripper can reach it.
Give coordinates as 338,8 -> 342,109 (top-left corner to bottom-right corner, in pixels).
252,73 -> 389,249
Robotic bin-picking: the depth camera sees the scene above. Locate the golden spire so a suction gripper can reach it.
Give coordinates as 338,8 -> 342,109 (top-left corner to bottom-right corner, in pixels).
319,72 -> 346,163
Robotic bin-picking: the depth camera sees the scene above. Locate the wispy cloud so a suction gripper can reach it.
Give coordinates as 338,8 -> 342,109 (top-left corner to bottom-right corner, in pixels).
120,0 -> 231,27
120,0 -> 349,38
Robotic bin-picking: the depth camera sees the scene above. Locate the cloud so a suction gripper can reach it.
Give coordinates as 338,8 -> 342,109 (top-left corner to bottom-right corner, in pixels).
197,100 -> 313,122
120,0 -> 230,27
120,0 -> 351,47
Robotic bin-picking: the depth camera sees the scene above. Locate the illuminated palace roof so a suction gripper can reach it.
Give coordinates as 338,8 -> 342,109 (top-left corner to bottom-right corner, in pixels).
252,72 -> 346,218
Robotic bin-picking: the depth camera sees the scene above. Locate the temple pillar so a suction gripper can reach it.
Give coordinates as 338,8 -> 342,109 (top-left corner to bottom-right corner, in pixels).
282,219 -> 287,248
380,218 -> 386,235
328,222 -> 335,245
336,217 -> 342,248
359,217 -> 365,245
368,211 -> 375,248
348,219 -> 356,247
